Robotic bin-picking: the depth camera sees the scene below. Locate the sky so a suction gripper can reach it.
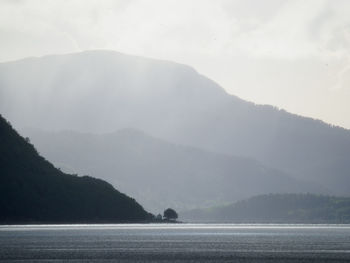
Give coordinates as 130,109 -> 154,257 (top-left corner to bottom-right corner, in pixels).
1,0 -> 350,129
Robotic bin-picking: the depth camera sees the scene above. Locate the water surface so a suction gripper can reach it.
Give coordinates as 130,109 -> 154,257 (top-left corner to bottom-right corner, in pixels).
1,224 -> 350,262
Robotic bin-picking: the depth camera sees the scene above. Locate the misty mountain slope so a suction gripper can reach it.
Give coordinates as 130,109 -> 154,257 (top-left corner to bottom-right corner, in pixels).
0,114 -> 152,223
23,128 -> 326,212
181,193 -> 350,223
0,50 -> 350,194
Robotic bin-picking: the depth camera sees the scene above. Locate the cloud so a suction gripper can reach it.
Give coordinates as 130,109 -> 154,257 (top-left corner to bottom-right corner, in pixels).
223,0 -> 349,60
1,0 -> 349,61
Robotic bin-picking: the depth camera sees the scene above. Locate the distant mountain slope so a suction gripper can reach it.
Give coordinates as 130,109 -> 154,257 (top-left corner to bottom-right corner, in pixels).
0,114 -> 152,223
181,194 -> 350,223
23,128 -> 326,213
0,50 -> 349,194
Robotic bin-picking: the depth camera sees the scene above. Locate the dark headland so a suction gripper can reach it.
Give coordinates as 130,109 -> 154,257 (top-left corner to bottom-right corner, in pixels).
0,114 -> 154,224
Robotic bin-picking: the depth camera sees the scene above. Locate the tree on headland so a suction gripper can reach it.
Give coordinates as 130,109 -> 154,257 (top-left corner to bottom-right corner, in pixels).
156,214 -> 162,221
163,208 -> 178,221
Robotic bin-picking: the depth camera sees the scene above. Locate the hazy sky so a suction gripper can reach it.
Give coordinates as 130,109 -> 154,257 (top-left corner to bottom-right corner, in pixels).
1,0 -> 350,128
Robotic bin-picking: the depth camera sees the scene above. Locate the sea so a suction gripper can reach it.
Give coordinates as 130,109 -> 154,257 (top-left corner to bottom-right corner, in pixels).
1,224 -> 350,262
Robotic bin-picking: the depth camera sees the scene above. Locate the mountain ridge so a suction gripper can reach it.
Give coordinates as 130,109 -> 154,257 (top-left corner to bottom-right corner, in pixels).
1,50 -> 347,131
1,50 -> 349,196
23,127 -> 328,212
180,193 -> 350,223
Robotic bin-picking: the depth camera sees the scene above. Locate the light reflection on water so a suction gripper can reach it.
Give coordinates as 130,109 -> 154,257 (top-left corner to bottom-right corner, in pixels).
1,224 -> 350,262
2,223 -> 350,230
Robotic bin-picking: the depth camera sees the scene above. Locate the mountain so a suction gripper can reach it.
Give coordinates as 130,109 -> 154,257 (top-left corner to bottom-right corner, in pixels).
0,114 -> 152,223
22,128 -> 325,213
181,193 -> 350,223
0,50 -> 349,195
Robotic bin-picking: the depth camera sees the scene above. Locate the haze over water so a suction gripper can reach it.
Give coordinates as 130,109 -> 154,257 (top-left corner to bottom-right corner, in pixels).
1,224 -> 350,262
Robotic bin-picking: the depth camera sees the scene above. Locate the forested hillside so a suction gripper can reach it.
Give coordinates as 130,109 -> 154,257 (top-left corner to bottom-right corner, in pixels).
181,194 -> 350,223
0,114 -> 153,223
